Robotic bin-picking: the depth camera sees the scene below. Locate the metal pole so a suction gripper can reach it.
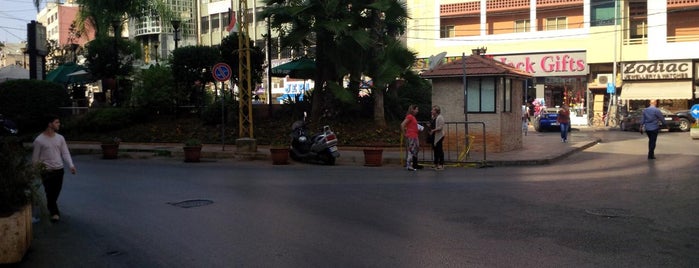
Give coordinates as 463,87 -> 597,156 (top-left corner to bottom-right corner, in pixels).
220,82 -> 226,151
462,52 -> 469,147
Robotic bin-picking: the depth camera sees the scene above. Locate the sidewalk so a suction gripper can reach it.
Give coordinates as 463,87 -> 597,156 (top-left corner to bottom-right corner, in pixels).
64,126 -> 601,167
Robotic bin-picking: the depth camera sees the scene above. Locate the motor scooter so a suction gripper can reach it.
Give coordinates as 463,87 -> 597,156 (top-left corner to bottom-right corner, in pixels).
289,114 -> 340,165
0,114 -> 18,136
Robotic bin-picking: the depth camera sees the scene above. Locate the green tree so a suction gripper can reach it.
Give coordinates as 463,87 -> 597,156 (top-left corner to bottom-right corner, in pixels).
169,46 -> 221,107
263,0 -> 352,122
130,65 -> 182,115
218,34 -> 266,87
262,0 -> 416,125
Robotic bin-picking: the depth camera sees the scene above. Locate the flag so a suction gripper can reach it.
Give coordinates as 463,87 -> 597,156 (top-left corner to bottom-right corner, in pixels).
226,8 -> 238,34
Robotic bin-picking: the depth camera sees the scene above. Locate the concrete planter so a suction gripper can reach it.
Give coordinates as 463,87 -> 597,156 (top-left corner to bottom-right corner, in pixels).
183,146 -> 202,162
363,148 -> 384,167
0,205 -> 32,264
101,144 -> 119,159
691,128 -> 699,140
270,148 -> 290,165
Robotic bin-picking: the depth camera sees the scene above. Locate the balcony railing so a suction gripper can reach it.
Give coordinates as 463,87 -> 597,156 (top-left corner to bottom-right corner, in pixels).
441,0 -> 583,17
667,34 -> 699,43
668,0 -> 699,9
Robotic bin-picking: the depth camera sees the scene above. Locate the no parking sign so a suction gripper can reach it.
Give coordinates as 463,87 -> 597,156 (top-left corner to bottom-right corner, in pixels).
212,63 -> 232,82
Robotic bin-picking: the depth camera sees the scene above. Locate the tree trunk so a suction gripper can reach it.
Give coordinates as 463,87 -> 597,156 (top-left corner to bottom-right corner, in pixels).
373,87 -> 386,127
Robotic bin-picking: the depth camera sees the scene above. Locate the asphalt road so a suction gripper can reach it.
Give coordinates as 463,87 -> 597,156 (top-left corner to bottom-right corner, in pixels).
16,130 -> 699,267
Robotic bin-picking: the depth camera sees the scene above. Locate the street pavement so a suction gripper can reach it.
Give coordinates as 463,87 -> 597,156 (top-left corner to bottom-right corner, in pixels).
12,127 -> 699,267
62,125 -> 606,167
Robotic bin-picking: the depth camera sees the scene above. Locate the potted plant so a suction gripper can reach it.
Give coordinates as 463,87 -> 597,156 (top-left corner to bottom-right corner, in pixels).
100,137 -> 121,159
269,136 -> 290,165
0,138 -> 38,264
690,121 -> 699,140
183,138 -> 203,162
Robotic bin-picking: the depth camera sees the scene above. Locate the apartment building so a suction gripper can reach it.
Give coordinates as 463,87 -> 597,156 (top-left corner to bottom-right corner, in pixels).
406,0 -> 699,120
131,0 -> 197,65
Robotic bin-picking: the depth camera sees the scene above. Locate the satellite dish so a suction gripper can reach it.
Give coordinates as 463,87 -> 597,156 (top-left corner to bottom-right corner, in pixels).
428,52 -> 447,70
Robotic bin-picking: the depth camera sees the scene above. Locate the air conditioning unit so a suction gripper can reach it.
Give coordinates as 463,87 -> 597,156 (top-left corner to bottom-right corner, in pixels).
596,73 -> 613,86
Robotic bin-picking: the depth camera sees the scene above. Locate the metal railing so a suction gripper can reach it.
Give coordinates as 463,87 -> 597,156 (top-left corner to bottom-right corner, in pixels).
402,121 -> 488,167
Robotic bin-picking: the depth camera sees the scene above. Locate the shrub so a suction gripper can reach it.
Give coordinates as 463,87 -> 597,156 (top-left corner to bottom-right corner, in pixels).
0,137 -> 38,216
65,108 -> 136,133
0,80 -> 70,135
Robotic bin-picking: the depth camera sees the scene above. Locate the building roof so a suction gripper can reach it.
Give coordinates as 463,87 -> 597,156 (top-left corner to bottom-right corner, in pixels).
420,54 -> 532,79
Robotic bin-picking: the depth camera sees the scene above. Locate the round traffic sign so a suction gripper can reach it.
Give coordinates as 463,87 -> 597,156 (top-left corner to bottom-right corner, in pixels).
212,63 -> 232,82
690,104 -> 699,119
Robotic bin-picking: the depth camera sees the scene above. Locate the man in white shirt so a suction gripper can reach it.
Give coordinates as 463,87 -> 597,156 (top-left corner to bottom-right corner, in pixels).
32,115 -> 76,222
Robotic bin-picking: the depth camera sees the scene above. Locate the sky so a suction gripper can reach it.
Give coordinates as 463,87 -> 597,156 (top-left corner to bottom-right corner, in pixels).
0,0 -> 45,44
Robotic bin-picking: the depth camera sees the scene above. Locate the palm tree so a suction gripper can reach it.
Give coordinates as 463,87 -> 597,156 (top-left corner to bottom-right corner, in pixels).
263,0 -> 356,122
263,0 -> 413,125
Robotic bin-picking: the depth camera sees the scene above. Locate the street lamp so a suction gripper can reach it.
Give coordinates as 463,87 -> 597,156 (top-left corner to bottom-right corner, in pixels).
171,20 -> 181,49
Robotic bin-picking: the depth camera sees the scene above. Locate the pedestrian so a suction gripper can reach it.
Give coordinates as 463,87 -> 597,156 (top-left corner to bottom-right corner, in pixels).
557,104 -> 571,143
401,104 -> 422,171
640,99 -> 666,160
32,114 -> 76,222
429,105 -> 445,170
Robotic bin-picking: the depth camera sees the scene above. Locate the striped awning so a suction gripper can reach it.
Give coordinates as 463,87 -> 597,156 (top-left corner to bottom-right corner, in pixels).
620,81 -> 693,100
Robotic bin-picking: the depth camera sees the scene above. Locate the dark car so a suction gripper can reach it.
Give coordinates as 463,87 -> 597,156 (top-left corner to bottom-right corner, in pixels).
673,110 -> 695,132
533,107 -> 560,132
619,108 -> 682,132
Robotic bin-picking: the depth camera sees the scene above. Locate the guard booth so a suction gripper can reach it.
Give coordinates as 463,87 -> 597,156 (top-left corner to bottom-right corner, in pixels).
420,50 -> 532,154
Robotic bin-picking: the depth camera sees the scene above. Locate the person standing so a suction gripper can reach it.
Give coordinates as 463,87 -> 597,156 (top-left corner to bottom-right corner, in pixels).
640,100 -> 666,160
32,114 -> 76,222
429,105 -> 445,170
557,104 -> 571,143
401,105 -> 421,171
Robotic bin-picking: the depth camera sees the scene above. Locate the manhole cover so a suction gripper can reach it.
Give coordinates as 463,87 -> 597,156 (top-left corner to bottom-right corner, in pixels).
168,199 -> 214,208
585,208 -> 632,218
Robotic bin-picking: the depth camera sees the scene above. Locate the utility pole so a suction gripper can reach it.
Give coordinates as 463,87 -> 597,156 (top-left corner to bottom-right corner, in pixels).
236,0 -> 255,151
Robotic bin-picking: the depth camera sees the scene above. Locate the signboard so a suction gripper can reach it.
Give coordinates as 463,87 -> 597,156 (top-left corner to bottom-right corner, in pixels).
606,82 -> 616,94
413,51 -> 588,77
622,60 -> 692,81
690,104 -> 699,119
212,63 -> 232,82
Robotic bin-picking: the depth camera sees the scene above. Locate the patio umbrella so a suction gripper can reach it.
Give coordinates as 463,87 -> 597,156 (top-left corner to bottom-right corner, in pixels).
66,70 -> 94,84
46,62 -> 87,84
271,57 -> 316,80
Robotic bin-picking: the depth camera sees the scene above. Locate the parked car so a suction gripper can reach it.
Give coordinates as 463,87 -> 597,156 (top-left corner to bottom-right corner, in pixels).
673,110 -> 695,132
533,107 -> 560,132
619,108 -> 682,132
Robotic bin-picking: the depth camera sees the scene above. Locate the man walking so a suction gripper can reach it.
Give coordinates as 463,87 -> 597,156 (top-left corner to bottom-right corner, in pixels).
640,100 -> 666,160
32,114 -> 76,222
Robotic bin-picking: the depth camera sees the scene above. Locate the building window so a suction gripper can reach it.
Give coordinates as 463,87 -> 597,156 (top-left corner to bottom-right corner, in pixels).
201,16 -> 209,34
629,1 -> 647,39
591,0 -> 615,26
222,12 -> 230,29
440,25 -> 455,38
514,20 -> 530,33
467,77 -> 496,113
211,13 -> 220,30
545,17 -> 567,31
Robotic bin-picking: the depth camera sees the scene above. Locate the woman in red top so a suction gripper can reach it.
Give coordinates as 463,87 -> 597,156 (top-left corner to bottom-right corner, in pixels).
401,104 -> 421,170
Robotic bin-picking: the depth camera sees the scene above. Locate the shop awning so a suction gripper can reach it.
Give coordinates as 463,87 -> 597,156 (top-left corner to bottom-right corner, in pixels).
620,81 -> 693,100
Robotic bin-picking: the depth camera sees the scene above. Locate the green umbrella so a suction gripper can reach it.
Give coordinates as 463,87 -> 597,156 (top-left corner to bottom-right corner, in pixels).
270,57 -> 316,80
46,63 -> 88,84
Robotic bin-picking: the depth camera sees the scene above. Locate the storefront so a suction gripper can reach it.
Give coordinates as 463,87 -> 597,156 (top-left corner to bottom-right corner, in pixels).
486,51 -> 589,124
619,60 -> 695,111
